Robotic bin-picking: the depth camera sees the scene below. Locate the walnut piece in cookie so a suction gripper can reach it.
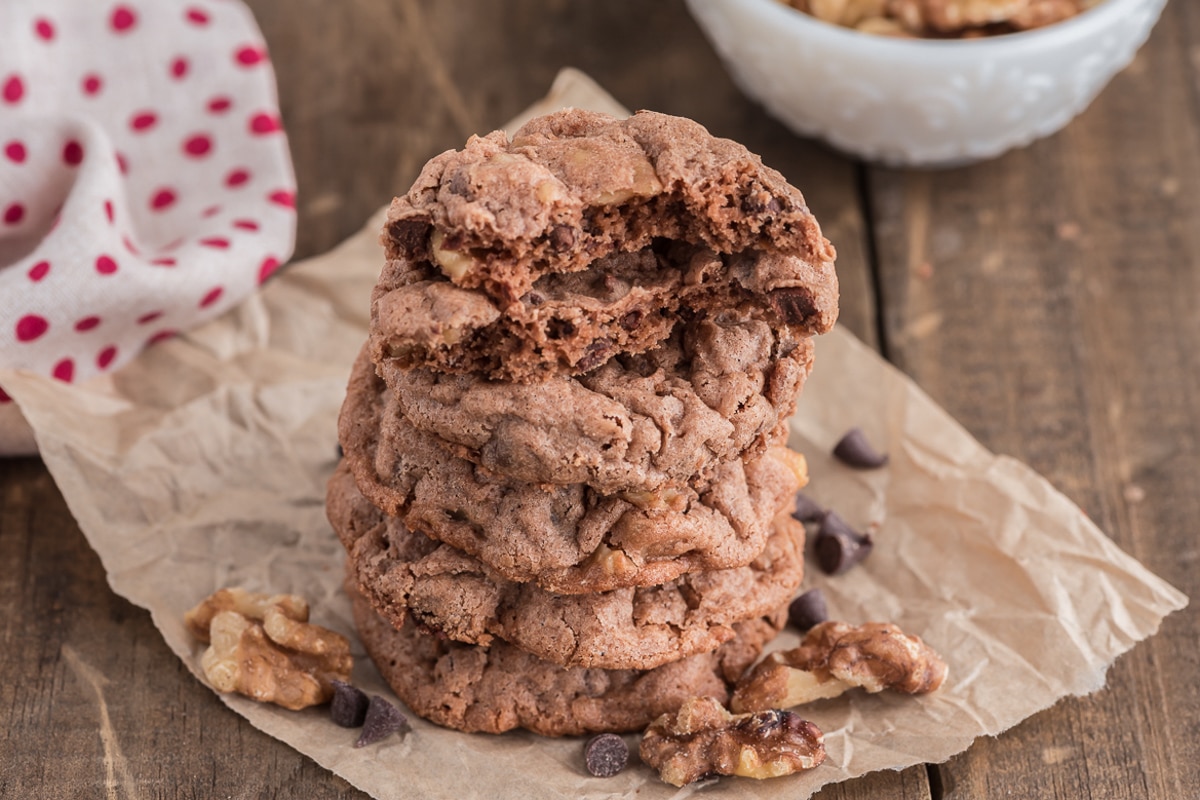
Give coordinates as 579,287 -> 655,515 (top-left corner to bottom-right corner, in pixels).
731,621 -> 947,713
640,696 -> 825,787
186,588 -> 353,711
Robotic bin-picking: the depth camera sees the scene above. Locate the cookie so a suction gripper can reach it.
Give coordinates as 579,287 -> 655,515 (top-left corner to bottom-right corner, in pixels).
371,109 -> 838,382
329,462 -> 805,670
348,578 -> 787,736
377,311 -> 814,494
338,348 -> 805,595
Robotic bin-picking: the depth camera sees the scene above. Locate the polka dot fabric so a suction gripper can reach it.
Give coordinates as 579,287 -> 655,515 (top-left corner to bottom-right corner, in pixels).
0,1 -> 296,402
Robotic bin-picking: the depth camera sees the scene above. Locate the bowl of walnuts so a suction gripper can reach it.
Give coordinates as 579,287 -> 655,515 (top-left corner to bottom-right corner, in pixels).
685,0 -> 1167,166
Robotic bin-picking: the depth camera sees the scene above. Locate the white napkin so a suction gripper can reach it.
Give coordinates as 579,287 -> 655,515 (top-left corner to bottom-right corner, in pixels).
0,0 -> 296,452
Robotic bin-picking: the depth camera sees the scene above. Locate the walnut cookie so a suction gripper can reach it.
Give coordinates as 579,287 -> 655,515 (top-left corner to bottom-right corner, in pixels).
328,463 -> 807,670
370,109 -> 837,383
347,576 -> 788,736
375,310 -> 814,495
338,347 -> 805,595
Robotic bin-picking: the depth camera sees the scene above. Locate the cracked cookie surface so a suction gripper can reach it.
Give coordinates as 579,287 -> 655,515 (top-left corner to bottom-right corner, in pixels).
338,347 -> 803,595
348,577 -> 787,736
376,311 -> 813,494
329,463 -> 805,670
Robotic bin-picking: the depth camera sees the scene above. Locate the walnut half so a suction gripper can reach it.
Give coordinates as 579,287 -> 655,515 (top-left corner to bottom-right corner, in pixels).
731,621 -> 947,713
186,587 -> 353,711
639,696 -> 826,787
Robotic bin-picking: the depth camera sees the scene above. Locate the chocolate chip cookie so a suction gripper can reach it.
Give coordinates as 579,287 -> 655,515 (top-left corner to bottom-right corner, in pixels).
348,578 -> 787,736
370,109 -> 838,382
329,463 -> 805,670
338,348 -> 805,595
376,310 -> 814,494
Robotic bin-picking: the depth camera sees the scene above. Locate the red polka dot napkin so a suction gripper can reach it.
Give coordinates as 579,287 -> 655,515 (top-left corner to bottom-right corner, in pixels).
0,1 -> 296,409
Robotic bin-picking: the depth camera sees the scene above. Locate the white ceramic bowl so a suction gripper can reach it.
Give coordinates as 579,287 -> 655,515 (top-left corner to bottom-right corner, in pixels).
685,0 -> 1167,166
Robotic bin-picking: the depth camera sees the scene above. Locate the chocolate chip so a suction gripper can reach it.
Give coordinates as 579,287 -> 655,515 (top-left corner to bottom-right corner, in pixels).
330,680 -> 369,728
447,172 -> 472,198
832,427 -> 888,469
768,287 -> 817,326
741,194 -> 783,215
549,224 -> 576,252
336,442 -> 345,459
814,512 -> 873,575
576,339 -> 612,372
584,733 -> 629,778
619,309 -> 644,331
791,492 -> 826,523
354,695 -> 410,747
787,589 -> 828,632
386,217 -> 431,260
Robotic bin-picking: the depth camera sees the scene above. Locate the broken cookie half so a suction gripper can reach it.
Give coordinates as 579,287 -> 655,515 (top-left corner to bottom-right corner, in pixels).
370,109 -> 838,382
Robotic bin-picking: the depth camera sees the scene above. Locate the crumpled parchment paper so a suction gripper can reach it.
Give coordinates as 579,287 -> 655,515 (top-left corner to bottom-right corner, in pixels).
0,69 -> 1186,800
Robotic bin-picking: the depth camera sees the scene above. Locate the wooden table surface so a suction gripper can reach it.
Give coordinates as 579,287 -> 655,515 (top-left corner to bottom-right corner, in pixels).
2,1 -> 1197,797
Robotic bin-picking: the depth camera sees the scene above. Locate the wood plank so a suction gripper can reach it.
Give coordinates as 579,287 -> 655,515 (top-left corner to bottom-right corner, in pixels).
0,457 -> 367,798
864,4 -> 1199,797
814,766 -> 936,800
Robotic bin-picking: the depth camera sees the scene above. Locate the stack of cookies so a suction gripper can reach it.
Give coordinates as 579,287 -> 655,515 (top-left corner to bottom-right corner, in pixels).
327,110 -> 838,737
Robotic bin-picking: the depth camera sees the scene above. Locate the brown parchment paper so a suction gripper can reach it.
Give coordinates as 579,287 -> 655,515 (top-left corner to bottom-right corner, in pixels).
0,68 -> 1186,800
